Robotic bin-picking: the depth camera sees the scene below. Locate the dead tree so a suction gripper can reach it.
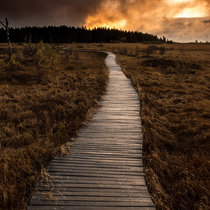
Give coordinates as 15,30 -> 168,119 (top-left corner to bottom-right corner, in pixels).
0,18 -> 12,60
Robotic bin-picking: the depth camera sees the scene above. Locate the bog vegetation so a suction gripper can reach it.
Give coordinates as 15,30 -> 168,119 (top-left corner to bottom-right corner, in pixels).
113,43 -> 210,210
0,42 -> 108,209
0,40 -> 209,210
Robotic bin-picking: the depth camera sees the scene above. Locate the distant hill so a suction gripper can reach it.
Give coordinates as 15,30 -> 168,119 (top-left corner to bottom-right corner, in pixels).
0,26 -> 171,43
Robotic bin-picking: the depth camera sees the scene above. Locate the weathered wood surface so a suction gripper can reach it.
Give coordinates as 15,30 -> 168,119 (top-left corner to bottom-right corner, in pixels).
28,52 -> 154,209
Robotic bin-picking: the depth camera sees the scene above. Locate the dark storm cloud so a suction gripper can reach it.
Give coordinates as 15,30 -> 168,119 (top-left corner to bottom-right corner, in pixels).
157,17 -> 210,42
0,0 -> 103,26
0,0 -> 163,26
203,19 -> 210,23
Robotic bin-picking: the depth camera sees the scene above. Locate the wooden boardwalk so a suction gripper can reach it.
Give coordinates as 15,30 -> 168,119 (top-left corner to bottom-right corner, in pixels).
28,52 -> 154,210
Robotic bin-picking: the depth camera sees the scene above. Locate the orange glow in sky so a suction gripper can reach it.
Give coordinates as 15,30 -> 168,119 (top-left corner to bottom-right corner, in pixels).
86,17 -> 127,29
168,0 -> 193,4
174,2 -> 208,18
86,0 -> 208,29
84,0 -> 210,42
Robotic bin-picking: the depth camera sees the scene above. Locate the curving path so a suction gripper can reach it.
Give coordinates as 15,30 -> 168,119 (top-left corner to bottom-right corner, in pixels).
28,52 -> 154,210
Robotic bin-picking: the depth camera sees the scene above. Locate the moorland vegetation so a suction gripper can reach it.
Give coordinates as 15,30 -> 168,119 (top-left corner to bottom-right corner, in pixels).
0,42 -> 108,209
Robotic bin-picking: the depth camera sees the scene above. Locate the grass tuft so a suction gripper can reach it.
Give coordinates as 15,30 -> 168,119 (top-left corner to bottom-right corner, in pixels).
117,43 -> 210,210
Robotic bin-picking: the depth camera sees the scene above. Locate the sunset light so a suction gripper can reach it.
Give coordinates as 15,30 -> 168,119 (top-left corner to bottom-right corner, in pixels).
1,0 -> 210,210
174,2 -> 208,18
86,17 -> 127,29
168,0 -> 193,4
175,7 -> 207,18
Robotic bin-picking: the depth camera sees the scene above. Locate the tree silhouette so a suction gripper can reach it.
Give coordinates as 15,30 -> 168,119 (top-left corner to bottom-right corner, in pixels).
0,26 -> 169,44
0,18 -> 12,59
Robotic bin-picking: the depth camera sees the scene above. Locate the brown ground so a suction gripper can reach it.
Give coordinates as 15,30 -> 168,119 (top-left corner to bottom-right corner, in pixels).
0,43 -> 108,209
114,43 -> 210,210
0,42 -> 209,210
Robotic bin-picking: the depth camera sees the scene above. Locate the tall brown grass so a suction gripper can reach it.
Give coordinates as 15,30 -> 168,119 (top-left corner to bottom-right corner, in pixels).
116,44 -> 210,210
0,43 -> 108,209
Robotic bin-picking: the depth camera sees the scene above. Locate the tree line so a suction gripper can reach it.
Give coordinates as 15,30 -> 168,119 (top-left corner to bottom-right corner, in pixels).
0,25 -> 171,43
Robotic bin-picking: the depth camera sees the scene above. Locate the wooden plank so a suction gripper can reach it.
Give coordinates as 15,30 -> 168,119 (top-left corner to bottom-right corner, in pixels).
49,161 -> 143,169
74,142 -> 142,146
66,151 -> 142,156
39,178 -> 146,185
31,196 -> 152,203
51,156 -> 143,162
36,187 -> 149,193
36,187 -> 150,195
47,166 -> 144,172
77,133 -> 143,137
47,161 -> 143,167
50,162 -> 142,168
49,162 -> 143,168
33,191 -> 151,198
30,200 -> 154,207
52,156 -> 143,161
37,184 -> 149,191
55,155 -> 142,160
70,147 -> 142,151
71,145 -> 143,149
42,172 -> 145,178
68,148 -> 142,153
88,122 -> 141,127
29,207 -> 155,210
78,130 -> 142,134
71,146 -> 142,150
49,175 -> 144,181
76,138 -> 143,142
46,170 -> 143,176
92,115 -> 140,119
51,161 -> 142,167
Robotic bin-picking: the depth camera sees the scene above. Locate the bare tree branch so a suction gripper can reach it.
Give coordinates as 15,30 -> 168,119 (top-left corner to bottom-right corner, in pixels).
5,18 -> 8,26
0,18 -> 12,60
0,20 -> 6,28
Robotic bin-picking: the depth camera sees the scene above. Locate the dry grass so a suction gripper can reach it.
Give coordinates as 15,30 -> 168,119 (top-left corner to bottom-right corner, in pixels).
1,42 -> 209,209
0,43 -> 108,209
115,43 -> 210,210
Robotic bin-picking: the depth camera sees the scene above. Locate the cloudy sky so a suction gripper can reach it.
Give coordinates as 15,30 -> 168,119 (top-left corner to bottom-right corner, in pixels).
1,0 -> 210,42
